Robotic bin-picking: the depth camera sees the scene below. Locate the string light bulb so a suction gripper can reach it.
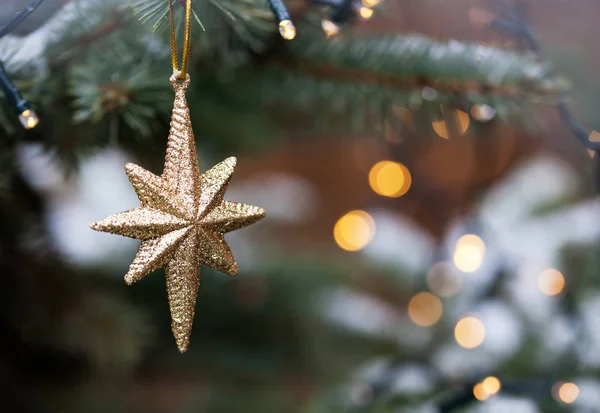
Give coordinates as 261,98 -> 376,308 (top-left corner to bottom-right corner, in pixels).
19,109 -> 39,129
278,19 -> 296,40
267,0 -> 296,40
0,60 -> 38,129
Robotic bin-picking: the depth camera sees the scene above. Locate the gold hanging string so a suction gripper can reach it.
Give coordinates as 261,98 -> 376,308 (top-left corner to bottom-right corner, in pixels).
168,0 -> 192,78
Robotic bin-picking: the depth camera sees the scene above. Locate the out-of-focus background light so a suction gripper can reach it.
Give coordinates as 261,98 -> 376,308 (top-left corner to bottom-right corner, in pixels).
538,268 -> 566,296
454,316 -> 485,349
432,107 -> 470,139
473,382 -> 489,401
334,210 -> 376,251
481,376 -> 501,395
408,292 -> 443,327
427,261 -> 462,297
368,160 -> 412,198
453,234 -> 485,273
473,376 -> 501,401
362,0 -> 380,7
359,7 -> 374,20
553,382 -> 579,404
471,104 -> 497,122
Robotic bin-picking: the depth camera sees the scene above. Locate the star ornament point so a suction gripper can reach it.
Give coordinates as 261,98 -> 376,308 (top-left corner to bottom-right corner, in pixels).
90,154 -> 265,353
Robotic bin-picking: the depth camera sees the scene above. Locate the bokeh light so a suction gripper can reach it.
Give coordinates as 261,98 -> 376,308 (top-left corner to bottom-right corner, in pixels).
553,382 -> 579,404
359,7 -> 374,19
321,20 -> 340,37
333,210 -> 376,251
481,376 -> 501,395
362,0 -> 380,7
473,376 -> 501,401
454,316 -> 485,349
473,383 -> 489,401
453,234 -> 485,273
427,261 -> 462,297
408,292 -> 443,327
470,104 -> 496,122
538,268 -> 565,296
368,161 -> 411,198
432,107 -> 470,139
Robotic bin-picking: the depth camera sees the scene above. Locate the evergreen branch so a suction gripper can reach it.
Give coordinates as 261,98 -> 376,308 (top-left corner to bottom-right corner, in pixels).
69,47 -> 172,138
285,32 -> 568,98
129,0 -> 277,55
254,66 -> 530,134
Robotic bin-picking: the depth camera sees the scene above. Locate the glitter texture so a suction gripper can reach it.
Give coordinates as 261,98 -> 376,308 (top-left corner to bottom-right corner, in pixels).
90,73 -> 266,353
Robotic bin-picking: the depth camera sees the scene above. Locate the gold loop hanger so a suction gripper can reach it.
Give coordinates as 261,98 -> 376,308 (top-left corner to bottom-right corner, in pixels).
168,0 -> 192,79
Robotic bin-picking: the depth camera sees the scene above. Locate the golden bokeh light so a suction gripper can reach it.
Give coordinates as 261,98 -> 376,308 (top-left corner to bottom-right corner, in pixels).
408,292 -> 443,327
554,382 -> 579,404
359,6 -> 374,19
538,268 -> 565,296
454,316 -> 485,349
427,261 -> 462,297
333,210 -> 376,252
368,161 -> 412,198
473,383 -> 490,401
432,107 -> 470,139
453,234 -> 485,273
481,376 -> 501,395
362,0 -> 380,7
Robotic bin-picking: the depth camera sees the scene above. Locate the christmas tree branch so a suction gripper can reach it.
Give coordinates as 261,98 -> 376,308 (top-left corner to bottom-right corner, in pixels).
285,32 -> 566,98
0,0 -> 574,165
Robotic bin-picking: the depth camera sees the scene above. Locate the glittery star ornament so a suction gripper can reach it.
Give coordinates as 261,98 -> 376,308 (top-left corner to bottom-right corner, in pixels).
90,73 -> 265,353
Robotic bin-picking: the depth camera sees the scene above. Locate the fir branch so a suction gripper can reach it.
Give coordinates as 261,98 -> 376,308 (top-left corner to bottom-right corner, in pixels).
69,47 -> 172,138
128,0 -> 276,53
285,32 -> 568,98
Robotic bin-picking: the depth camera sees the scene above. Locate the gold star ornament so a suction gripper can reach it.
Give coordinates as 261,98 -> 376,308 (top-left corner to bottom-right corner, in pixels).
90,73 -> 265,353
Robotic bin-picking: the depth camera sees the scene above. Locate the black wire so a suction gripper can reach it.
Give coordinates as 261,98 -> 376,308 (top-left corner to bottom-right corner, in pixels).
0,60 -> 29,114
266,0 -> 291,23
0,0 -> 46,118
490,0 -> 599,156
0,0 -> 46,40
